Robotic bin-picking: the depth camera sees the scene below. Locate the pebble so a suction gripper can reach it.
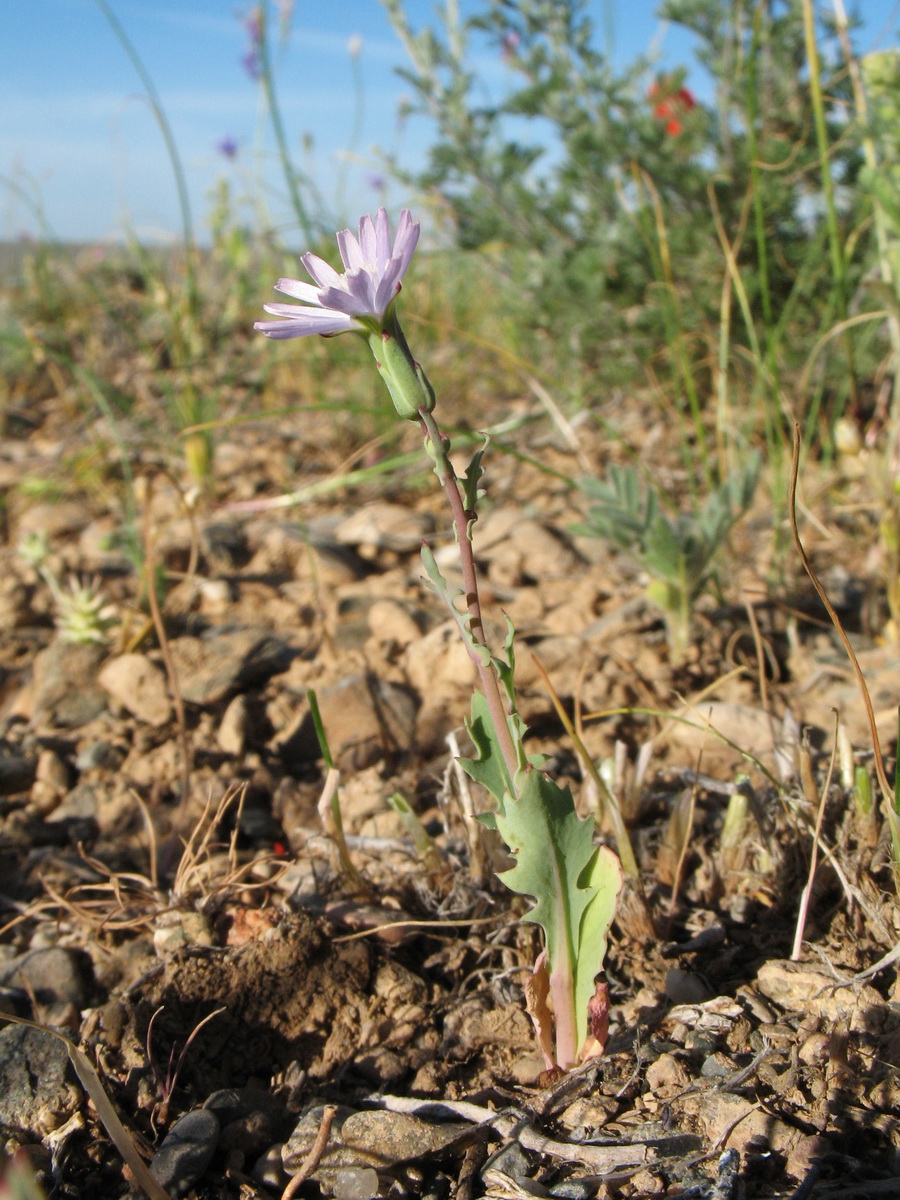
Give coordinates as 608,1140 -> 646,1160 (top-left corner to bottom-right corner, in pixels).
0,1024 -> 81,1137
282,1105 -> 470,1188
30,641 -> 107,728
169,628 -> 294,706
0,947 -> 94,1018
0,755 -> 37,796
75,740 -> 125,771
645,1052 -> 689,1092
664,968 -> 711,1004
97,653 -> 172,726
333,1166 -> 380,1200
754,960 -> 884,1027
251,1143 -> 289,1191
217,694 -> 249,757
277,674 -> 418,771
150,1108 -> 220,1198
334,503 -> 433,553
35,749 -> 70,790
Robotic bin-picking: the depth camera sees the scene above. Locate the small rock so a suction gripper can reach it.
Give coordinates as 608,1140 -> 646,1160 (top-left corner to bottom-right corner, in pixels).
97,653 -> 172,726
283,1106 -> 469,1188
217,694 -> 249,757
700,1052 -> 736,1078
150,1108 -> 220,1198
664,968 -> 711,1004
0,947 -> 95,1017
197,579 -> 233,617
250,522 -> 367,585
754,960 -> 884,1027
0,755 -> 37,796
46,783 -> 98,823
31,642 -> 107,728
75,740 -> 125,771
35,749 -> 70,790
0,1023 -> 81,1137
333,1167 -> 380,1200
334,504 -> 433,553
278,674 -> 418,770
367,599 -> 422,649
786,1133 -> 831,1181
153,910 -> 215,959
676,1091 -> 799,1157
17,501 -> 90,542
645,1052 -> 690,1093
170,628 -> 293,706
251,1143 -> 289,1191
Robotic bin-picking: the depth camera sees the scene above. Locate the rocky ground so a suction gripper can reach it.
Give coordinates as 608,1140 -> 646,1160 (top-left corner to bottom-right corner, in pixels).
1,389 -> 900,1200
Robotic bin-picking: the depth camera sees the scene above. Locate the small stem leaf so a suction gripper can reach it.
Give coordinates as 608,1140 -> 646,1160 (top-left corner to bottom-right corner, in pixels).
461,435 -> 489,536
420,545 -> 493,669
458,691 -> 515,814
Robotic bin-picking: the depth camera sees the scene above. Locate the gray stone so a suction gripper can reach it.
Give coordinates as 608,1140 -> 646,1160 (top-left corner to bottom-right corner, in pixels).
277,674 -> 418,770
75,740 -> 125,771
170,628 -> 293,706
150,1108 -> 220,1198
31,641 -> 107,728
283,1105 -> 470,1188
0,947 -> 94,1016
0,1024 -> 81,1138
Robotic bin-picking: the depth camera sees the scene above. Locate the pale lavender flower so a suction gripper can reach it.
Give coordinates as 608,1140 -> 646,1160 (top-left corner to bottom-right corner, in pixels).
241,6 -> 263,79
217,135 -> 239,159
255,208 -> 420,339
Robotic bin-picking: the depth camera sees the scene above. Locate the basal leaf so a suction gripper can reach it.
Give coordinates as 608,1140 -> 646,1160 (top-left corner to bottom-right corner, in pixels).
493,769 -> 600,1067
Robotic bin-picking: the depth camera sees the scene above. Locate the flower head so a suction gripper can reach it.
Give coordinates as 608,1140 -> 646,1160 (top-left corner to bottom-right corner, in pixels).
255,207 -> 420,339
216,135 -> 239,159
649,80 -> 696,137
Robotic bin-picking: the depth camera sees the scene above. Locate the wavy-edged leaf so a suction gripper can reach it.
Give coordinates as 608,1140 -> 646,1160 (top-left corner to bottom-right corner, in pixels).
493,770 -> 599,1067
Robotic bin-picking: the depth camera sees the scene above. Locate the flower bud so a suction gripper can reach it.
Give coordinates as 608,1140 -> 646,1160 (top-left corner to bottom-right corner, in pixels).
369,328 -> 436,422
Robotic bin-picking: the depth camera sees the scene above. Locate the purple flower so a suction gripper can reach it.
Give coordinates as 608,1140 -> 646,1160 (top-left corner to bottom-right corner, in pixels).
241,6 -> 263,79
242,48 -> 261,80
217,136 -> 239,159
255,208 -> 420,339
501,30 -> 520,61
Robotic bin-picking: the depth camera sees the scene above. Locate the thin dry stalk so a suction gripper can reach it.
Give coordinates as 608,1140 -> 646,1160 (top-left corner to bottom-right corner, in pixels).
530,652 -> 639,880
792,716 -> 840,960
141,474 -> 192,804
788,425 -> 899,849
667,769 -> 699,922
281,1105 -> 337,1200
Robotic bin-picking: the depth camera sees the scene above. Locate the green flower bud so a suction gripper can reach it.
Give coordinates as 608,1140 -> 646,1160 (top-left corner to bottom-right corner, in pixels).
368,323 -> 435,422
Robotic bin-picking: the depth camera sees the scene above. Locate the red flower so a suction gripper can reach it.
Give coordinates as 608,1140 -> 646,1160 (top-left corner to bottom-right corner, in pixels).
649,81 -> 696,136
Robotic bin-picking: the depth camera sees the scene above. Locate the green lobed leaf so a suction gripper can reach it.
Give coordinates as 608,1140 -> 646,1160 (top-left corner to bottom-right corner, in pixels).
493,769 -> 611,1065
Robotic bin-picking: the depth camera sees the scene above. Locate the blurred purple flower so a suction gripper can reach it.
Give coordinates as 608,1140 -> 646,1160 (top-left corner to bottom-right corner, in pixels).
217,136 -> 239,159
366,172 -> 386,192
255,208 -> 419,339
242,48 -> 261,80
241,6 -> 263,79
501,30 -> 520,61
244,6 -> 262,47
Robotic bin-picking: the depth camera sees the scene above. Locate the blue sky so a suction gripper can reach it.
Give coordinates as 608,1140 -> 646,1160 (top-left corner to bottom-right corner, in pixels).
2,0 -> 898,244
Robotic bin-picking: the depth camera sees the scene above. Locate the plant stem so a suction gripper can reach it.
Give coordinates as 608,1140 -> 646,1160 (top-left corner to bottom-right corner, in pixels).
418,408 -> 521,786
801,0 -> 858,411
257,3 -> 315,243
